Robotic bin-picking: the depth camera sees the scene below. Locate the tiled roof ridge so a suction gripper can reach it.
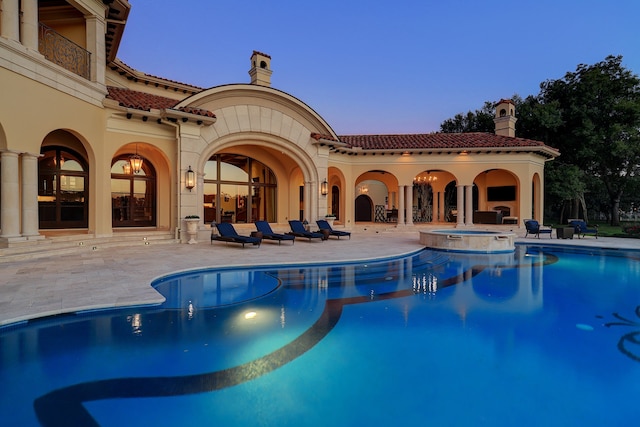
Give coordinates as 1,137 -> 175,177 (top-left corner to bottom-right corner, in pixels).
110,59 -> 204,91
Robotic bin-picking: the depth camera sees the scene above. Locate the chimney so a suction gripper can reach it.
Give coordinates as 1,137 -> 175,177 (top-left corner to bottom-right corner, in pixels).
493,99 -> 517,137
249,51 -> 272,87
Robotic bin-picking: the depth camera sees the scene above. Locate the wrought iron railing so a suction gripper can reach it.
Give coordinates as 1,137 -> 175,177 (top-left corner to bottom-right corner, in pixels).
38,23 -> 91,80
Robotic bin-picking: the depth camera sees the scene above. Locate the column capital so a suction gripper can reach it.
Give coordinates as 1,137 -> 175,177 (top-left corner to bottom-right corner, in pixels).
0,149 -> 22,156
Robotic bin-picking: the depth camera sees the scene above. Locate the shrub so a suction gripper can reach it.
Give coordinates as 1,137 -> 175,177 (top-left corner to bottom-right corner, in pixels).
622,223 -> 640,236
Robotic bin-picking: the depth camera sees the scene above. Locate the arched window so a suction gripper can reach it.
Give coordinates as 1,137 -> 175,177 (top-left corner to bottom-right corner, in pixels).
203,154 -> 276,224
38,147 -> 88,228
110,156 -> 156,227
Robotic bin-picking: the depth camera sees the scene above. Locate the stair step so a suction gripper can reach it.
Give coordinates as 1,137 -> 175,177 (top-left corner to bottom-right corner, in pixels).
0,231 -> 177,263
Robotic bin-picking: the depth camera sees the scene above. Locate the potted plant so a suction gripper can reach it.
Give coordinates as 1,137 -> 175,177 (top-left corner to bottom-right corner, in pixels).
324,213 -> 336,227
184,215 -> 200,244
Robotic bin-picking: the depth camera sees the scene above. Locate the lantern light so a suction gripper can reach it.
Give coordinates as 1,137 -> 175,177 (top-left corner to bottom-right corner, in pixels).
186,165 -> 196,191
129,144 -> 143,174
320,179 -> 328,196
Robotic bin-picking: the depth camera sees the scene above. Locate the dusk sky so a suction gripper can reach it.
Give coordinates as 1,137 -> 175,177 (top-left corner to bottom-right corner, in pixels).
117,0 -> 640,135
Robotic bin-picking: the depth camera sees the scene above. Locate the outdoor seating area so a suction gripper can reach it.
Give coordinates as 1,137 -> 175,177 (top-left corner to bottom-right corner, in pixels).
317,220 -> 351,239
569,219 -> 598,239
287,220 -> 325,241
210,220 -> 354,248
523,219 -> 553,238
255,221 -> 295,245
211,222 -> 262,248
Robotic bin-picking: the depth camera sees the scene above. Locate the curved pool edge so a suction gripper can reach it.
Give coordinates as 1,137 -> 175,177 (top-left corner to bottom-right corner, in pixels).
0,247 -> 427,329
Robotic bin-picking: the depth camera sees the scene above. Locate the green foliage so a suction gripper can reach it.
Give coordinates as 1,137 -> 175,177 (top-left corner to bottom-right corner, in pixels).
440,101 -> 495,133
539,56 -> 640,224
441,55 -> 640,226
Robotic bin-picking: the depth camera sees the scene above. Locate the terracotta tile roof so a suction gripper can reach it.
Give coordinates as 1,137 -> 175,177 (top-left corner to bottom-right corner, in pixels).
106,87 -> 215,118
334,133 -> 548,150
252,50 -> 271,59
107,87 -> 178,111
111,59 -> 204,92
105,91 -> 550,152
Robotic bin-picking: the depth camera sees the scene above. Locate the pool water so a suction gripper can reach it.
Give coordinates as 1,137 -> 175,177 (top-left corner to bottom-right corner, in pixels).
1,245 -> 640,426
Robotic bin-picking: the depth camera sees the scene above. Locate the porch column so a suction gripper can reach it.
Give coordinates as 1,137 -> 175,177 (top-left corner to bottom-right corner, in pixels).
85,15 -> 106,83
304,181 -> 312,222
397,185 -> 405,225
438,191 -> 445,223
405,185 -> 414,225
0,150 -> 21,238
21,152 -> 41,238
456,184 -> 464,226
465,185 -> 474,226
20,0 -> 38,50
1,0 -> 20,42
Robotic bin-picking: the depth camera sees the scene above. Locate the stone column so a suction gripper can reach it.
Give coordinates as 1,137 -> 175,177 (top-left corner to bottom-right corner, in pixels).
0,150 -> 21,238
304,181 -> 312,222
438,191 -> 445,223
465,185 -> 474,226
20,0 -> 38,50
85,15 -> 106,83
405,185 -> 414,226
20,152 -> 41,238
1,0 -> 20,42
456,184 -> 465,226
397,185 -> 405,225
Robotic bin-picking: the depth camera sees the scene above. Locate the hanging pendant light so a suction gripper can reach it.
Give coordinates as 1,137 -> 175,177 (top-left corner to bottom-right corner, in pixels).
129,144 -> 143,174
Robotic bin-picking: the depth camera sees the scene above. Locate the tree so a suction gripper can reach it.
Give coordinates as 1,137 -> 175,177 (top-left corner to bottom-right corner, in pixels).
543,161 -> 587,224
440,101 -> 495,133
539,55 -> 640,225
440,56 -> 640,226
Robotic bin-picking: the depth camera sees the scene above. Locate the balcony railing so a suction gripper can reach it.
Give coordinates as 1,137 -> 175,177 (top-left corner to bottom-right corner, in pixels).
38,23 -> 91,80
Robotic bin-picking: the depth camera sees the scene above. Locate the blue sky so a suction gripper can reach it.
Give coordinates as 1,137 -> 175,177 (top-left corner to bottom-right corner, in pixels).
117,0 -> 640,135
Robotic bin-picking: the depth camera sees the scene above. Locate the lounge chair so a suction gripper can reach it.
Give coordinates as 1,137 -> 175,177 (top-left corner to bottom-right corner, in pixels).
255,221 -> 295,245
523,219 -> 552,238
211,222 -> 262,247
316,219 -> 351,239
569,220 -> 598,239
287,220 -> 325,241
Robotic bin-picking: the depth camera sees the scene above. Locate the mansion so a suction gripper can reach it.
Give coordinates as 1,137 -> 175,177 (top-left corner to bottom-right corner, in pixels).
0,0 -> 559,246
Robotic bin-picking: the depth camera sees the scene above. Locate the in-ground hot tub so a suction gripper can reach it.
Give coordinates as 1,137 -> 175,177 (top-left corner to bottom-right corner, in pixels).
420,229 -> 515,253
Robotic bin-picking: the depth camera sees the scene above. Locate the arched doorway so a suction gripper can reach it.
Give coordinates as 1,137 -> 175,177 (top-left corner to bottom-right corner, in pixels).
38,147 -> 88,228
331,185 -> 340,220
203,154 -> 277,224
355,194 -> 373,222
110,156 -> 156,227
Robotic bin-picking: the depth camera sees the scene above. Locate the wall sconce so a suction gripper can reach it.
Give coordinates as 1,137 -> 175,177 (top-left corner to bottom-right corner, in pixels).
320,179 -> 328,196
185,165 -> 195,191
129,144 -> 143,174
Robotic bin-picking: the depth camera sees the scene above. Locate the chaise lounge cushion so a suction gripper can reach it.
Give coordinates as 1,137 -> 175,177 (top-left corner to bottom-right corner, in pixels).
569,220 -> 598,239
212,222 -> 262,247
524,219 -> 552,238
255,221 -> 295,245
316,220 -> 351,239
287,220 -> 324,241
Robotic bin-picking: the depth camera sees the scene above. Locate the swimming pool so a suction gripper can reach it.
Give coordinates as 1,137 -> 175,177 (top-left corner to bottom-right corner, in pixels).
1,244 -> 639,426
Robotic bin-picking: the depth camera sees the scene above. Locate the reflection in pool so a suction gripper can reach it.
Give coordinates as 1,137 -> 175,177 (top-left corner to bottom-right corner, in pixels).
1,245 -> 640,426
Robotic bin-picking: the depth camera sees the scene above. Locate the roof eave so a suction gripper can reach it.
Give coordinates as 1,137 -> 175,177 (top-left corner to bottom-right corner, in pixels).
161,109 -> 217,126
